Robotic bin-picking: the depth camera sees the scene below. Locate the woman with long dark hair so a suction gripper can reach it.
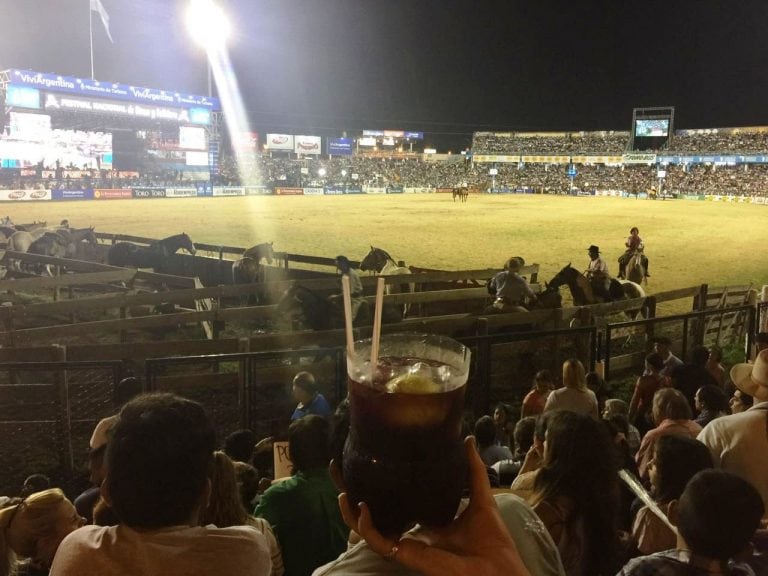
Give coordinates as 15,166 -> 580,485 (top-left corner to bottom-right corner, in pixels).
529,410 -> 620,576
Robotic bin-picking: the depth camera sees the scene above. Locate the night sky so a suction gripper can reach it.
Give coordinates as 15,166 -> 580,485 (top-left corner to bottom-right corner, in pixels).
3,0 -> 768,150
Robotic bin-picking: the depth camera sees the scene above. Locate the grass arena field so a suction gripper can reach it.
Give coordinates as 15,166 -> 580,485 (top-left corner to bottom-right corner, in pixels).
5,194 -> 767,298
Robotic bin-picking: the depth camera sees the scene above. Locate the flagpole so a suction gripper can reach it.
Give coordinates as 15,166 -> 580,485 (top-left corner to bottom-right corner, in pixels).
89,0 -> 95,79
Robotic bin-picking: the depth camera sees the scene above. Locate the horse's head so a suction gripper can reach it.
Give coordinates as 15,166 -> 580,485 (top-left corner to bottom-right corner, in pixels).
360,246 -> 390,273
547,263 -> 573,289
84,227 -> 98,245
536,283 -> 563,309
244,242 -> 274,264
180,232 -> 196,255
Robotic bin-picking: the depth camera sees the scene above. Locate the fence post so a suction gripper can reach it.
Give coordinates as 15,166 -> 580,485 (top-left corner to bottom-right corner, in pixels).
473,338 -> 492,418
55,367 -> 75,475
239,357 -> 248,429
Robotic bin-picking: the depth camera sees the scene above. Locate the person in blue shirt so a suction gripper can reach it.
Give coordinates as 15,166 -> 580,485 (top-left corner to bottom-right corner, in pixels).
290,371 -> 331,421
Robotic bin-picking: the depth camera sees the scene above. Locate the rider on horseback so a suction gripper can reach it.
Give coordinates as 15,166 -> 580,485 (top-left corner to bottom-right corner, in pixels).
586,245 -> 612,300
331,255 -> 365,320
487,256 -> 536,310
617,227 -> 650,279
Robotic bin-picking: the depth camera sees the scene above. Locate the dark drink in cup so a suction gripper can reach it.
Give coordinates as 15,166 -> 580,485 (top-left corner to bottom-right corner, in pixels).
342,333 -> 471,536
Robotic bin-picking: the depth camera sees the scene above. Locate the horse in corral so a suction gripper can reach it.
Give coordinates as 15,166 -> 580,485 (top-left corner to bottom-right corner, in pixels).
276,283 -> 403,332
546,263 -> 647,319
55,226 -> 98,257
359,246 -> 414,317
232,242 -> 275,305
107,232 -> 196,271
15,221 -> 47,233
452,187 -> 469,203
27,232 -> 69,275
626,251 -> 647,285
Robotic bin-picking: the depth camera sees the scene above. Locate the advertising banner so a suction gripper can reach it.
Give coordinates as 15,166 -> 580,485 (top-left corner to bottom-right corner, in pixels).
303,187 -> 324,195
521,155 -> 571,164
165,187 -> 198,198
0,189 -> 51,201
323,187 -> 344,195
363,186 -> 386,194
472,154 -> 519,163
345,187 -> 364,194
245,186 -> 272,195
327,138 -> 353,156
133,187 -> 167,198
386,185 -> 404,194
621,153 -> 657,164
275,187 -> 304,195
196,183 -> 213,197
358,137 -> 376,147
266,134 -> 294,151
294,135 -> 322,155
404,131 -> 424,140
51,188 -> 94,200
94,189 -> 133,199
43,93 -> 196,124
213,187 -> 244,197
8,69 -> 219,110
436,188 -> 455,194
363,130 -> 385,137
404,187 -> 433,194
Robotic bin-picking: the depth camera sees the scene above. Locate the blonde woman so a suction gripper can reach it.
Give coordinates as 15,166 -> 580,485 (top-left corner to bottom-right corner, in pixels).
0,488 -> 84,576
543,359 -> 599,419
202,451 -> 284,576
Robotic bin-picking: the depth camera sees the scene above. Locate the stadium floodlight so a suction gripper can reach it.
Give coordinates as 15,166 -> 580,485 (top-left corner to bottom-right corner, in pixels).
341,169 -> 347,177
186,0 -> 231,96
318,168 -> 327,177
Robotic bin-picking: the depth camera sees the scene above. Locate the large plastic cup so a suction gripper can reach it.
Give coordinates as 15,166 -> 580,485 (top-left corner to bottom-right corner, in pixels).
342,333 -> 471,536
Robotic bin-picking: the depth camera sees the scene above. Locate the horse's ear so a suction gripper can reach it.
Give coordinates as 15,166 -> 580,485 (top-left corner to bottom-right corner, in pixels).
370,245 -> 374,250
567,262 -> 572,268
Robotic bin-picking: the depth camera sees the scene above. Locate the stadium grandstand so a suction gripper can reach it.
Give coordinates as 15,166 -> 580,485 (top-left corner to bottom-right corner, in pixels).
3,69 -> 768,199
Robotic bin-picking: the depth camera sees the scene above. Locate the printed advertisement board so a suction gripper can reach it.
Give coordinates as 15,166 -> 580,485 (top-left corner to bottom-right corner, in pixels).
133,187 -> 166,198
323,187 -> 345,195
51,188 -> 94,200
275,187 -> 304,195
386,185 -> 404,194
0,189 -> 51,201
345,187 -> 363,194
294,135 -> 322,155
327,138 -> 353,155
43,93 -> 196,124
303,187 -> 324,195
8,69 -> 219,110
245,186 -> 271,195
212,187 -> 244,196
265,134 -> 294,151
94,189 -> 133,199
165,187 -> 198,198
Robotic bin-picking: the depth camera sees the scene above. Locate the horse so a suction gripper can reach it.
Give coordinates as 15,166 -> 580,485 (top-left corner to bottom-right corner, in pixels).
626,251 -> 647,285
55,227 -> 98,257
27,232 -> 69,275
452,187 -> 469,203
359,246 -> 414,317
107,232 -> 196,271
233,242 -> 274,284
232,242 -> 275,305
276,283 -> 402,332
546,263 -> 646,319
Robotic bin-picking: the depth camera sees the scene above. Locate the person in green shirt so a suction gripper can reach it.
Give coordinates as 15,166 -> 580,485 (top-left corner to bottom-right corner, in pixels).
254,415 -> 349,576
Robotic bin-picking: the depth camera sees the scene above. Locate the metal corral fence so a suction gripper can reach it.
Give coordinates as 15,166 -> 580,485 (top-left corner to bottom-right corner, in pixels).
602,304 -> 757,379
0,361 -> 124,496
143,326 -> 598,441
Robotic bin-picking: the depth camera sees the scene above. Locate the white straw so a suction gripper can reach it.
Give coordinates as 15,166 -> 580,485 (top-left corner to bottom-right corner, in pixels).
341,275 -> 355,359
370,277 -> 386,372
618,469 -> 678,534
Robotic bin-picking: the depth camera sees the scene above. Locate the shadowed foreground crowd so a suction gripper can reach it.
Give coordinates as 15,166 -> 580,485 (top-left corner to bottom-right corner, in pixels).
1,335 -> 768,576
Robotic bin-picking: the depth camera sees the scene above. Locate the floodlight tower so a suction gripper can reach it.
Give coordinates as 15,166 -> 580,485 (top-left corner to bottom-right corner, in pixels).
186,0 -> 231,97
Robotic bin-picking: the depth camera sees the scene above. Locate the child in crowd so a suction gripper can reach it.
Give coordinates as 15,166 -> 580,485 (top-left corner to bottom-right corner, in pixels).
619,469 -> 763,576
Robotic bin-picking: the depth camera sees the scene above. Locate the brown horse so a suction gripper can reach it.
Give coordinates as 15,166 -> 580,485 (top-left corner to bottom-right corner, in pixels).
452,187 -> 469,203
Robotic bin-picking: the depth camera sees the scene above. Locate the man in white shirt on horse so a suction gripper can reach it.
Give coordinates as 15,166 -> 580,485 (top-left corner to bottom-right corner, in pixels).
487,257 -> 536,311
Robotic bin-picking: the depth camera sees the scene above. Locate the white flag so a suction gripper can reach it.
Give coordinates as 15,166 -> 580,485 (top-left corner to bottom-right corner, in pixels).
90,0 -> 114,43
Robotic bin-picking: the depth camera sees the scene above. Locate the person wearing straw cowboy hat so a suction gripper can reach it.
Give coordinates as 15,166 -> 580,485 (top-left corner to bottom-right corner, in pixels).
697,349 -> 768,517
585,245 -> 611,300
487,256 -> 536,312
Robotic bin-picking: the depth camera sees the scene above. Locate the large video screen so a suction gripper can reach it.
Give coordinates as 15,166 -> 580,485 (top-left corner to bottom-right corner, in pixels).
635,119 -> 670,137
0,112 -> 112,169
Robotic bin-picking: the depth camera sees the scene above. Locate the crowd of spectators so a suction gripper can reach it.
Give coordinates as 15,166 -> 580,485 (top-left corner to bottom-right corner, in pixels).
1,336 -> 767,576
472,131 -> 630,155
